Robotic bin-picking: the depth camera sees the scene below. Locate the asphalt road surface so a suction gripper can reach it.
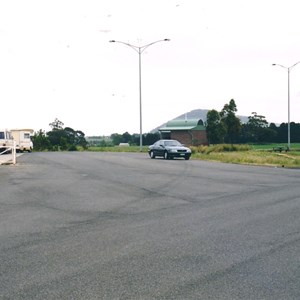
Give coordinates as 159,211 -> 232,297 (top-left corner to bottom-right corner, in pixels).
1,152 -> 300,299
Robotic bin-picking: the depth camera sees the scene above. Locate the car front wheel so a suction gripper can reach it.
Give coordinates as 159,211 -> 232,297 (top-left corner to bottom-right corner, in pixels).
164,151 -> 169,160
150,151 -> 155,159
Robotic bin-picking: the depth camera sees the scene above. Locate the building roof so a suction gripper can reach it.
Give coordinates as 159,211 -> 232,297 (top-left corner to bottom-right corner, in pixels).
10,129 -> 34,132
159,119 -> 206,131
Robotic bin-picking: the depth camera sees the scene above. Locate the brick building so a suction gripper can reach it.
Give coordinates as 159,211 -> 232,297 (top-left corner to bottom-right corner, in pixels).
158,119 -> 208,146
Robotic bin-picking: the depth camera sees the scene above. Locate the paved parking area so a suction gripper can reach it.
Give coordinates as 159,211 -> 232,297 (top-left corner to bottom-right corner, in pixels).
1,152 -> 300,299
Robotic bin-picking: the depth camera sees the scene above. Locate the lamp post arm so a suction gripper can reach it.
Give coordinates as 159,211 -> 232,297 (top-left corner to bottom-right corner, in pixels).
273,61 -> 300,71
109,40 -> 140,53
272,63 -> 287,70
109,39 -> 170,54
140,39 -> 170,53
290,61 -> 300,70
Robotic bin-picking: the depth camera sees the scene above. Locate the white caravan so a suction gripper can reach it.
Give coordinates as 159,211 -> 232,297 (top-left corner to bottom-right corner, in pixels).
0,129 -> 14,153
11,129 -> 34,152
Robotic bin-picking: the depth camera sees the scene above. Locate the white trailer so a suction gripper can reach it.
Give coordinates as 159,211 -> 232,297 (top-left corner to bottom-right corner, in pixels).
11,129 -> 34,152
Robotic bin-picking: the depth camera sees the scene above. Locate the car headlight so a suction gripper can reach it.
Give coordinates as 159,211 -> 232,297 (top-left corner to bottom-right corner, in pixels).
169,149 -> 177,153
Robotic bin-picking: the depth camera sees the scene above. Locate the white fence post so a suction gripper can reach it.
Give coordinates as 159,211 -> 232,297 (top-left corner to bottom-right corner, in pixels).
13,141 -> 16,165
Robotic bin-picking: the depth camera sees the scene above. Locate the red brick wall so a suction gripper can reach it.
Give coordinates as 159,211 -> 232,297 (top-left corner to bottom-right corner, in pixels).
170,130 -> 208,146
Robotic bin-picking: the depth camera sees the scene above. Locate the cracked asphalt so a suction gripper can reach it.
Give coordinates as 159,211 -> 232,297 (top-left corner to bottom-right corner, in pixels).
1,152 -> 300,299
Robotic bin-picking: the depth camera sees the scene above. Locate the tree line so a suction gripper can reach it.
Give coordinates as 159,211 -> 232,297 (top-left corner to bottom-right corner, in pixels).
32,119 -> 88,151
31,118 -> 160,151
206,99 -> 300,144
32,105 -> 300,151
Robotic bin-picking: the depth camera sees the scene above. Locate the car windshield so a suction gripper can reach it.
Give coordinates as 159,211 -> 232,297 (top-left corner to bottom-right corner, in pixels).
164,140 -> 181,147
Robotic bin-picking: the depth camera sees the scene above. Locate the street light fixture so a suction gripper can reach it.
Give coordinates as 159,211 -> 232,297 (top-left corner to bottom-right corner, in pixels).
272,61 -> 300,149
110,39 -> 170,151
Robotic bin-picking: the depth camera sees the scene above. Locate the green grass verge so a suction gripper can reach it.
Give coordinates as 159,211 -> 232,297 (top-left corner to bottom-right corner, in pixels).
88,146 -> 147,152
87,144 -> 300,168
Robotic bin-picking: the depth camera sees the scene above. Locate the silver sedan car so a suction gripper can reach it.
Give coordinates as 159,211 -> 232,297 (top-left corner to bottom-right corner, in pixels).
148,139 -> 192,160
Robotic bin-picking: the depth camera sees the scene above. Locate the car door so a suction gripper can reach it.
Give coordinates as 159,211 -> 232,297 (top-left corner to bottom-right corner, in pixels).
156,141 -> 165,156
152,142 -> 160,156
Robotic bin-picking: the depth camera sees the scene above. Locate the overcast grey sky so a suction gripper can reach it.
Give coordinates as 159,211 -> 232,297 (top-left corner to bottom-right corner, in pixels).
1,0 -> 300,136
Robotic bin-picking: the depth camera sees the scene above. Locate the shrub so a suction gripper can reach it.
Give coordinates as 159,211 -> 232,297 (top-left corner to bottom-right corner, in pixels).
68,145 -> 78,151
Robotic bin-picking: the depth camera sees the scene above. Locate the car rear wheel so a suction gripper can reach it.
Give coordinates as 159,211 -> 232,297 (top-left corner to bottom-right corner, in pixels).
150,151 -> 155,159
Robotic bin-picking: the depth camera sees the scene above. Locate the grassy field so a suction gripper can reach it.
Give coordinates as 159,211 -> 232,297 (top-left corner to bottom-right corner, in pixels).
87,144 -> 300,168
190,144 -> 300,168
193,149 -> 300,168
250,143 -> 300,151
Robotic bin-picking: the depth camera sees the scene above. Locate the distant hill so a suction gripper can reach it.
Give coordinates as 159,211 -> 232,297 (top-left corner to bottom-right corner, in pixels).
151,109 -> 249,133
174,109 -> 210,121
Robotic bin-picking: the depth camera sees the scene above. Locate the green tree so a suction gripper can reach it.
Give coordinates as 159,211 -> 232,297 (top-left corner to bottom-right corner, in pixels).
290,122 -> 300,143
49,118 -> 64,130
206,109 -> 226,144
47,128 -> 66,149
47,119 -> 87,150
111,133 -> 122,145
220,99 -> 241,144
74,130 -> 88,149
122,132 -> 132,144
279,123 -> 288,143
31,130 -> 52,151
248,112 -> 268,128
245,112 -> 274,143
144,132 -> 160,145
64,127 -> 76,145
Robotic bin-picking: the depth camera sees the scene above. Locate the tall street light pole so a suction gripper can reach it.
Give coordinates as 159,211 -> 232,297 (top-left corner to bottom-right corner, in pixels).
272,61 -> 300,149
110,39 -> 170,151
